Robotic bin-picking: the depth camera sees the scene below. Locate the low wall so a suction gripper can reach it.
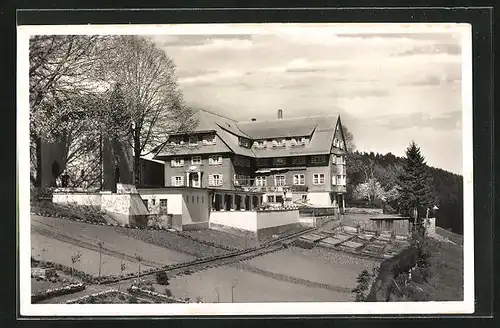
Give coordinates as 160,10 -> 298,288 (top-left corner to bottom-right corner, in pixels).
52,193 -> 101,208
209,211 -> 258,232
345,207 -> 384,214
256,209 -> 300,230
425,217 -> 436,235
53,191 -> 149,227
182,221 -> 210,231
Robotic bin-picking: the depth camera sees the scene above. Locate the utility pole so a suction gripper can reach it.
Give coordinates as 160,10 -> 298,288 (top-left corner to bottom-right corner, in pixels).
231,279 -> 238,303
215,288 -> 220,303
99,129 -> 103,191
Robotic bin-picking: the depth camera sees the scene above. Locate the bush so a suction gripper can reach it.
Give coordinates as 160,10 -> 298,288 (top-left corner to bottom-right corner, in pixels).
155,271 -> 170,285
164,288 -> 173,297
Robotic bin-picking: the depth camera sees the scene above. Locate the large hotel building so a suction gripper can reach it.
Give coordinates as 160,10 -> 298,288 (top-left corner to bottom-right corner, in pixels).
154,109 -> 348,211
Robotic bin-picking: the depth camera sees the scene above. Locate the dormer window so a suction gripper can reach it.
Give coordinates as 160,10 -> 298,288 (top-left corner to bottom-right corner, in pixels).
274,158 -> 286,166
301,137 -> 308,145
281,139 -> 287,147
291,138 -> 298,146
189,135 -> 199,146
311,155 -> 326,165
272,140 -> 278,148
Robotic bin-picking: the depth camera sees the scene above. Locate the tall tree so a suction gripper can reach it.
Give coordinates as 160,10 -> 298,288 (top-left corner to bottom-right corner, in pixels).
397,142 -> 434,233
29,35 -> 108,186
96,36 -> 197,184
342,125 -> 356,152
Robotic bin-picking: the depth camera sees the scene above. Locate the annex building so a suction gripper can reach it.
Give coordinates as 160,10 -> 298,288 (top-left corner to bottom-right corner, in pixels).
154,109 -> 348,211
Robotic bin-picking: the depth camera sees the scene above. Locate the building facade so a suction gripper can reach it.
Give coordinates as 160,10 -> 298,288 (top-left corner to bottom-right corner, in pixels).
154,109 -> 348,210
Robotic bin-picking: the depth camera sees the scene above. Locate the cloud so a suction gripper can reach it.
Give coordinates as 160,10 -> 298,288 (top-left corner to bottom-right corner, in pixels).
150,34 -> 252,48
335,33 -> 459,42
393,43 -> 461,56
374,111 -> 462,130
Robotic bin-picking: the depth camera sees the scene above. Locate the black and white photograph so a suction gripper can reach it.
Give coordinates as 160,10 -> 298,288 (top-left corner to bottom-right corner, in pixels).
17,22 -> 473,316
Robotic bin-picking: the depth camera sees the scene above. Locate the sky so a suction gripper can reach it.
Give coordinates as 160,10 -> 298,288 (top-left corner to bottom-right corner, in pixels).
149,25 -> 465,174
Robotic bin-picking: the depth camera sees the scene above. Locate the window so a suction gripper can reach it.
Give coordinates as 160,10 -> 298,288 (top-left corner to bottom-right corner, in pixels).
331,175 -> 337,185
293,174 -> 305,185
142,199 -> 148,208
276,195 -> 284,203
191,156 -> 202,165
274,175 -> 286,186
255,176 -> 267,187
254,140 -> 266,148
152,199 -> 156,205
301,137 -> 309,145
185,195 -> 189,203
256,158 -> 268,167
172,176 -> 184,186
192,196 -> 195,203
337,175 -> 342,185
292,157 -> 306,165
274,158 -> 286,166
171,158 -> 184,167
209,174 -> 223,187
301,195 -> 308,202
268,195 -> 275,203
281,139 -> 287,147
209,155 -> 223,165
160,199 -> 168,207
189,135 -> 199,145
311,155 -> 326,164
201,196 -> 204,203
313,173 -> 325,185
197,196 -> 199,203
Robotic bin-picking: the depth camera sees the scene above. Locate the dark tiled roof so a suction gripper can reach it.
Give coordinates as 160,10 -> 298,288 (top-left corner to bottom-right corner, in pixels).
155,109 -> 341,159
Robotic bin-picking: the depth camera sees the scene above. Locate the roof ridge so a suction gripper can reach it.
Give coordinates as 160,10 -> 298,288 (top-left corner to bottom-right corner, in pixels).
198,108 -> 238,122
237,114 -> 337,124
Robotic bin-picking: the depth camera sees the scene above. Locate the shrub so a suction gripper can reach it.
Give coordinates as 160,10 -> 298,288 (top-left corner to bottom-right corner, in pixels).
155,271 -> 170,285
164,288 -> 173,297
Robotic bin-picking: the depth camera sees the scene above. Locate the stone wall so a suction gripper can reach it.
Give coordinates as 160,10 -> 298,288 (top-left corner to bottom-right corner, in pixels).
345,207 -> 384,214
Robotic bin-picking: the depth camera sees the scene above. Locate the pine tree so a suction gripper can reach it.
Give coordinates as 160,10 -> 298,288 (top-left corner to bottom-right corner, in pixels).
397,142 -> 434,234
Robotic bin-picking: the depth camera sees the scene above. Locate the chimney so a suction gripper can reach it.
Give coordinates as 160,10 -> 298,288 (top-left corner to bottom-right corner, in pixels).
251,118 -> 256,121
277,109 -> 283,119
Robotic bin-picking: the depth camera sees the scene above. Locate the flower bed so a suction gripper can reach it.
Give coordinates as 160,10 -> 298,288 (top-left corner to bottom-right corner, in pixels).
32,283 -> 86,303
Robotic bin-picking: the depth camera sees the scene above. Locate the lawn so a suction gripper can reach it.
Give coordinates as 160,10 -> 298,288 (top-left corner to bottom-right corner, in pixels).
31,215 -> 195,276
241,247 -> 380,290
414,237 -> 464,301
162,265 -> 350,303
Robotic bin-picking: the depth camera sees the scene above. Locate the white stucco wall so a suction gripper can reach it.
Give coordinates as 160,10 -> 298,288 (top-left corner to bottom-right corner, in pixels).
181,190 -> 210,224
256,210 -> 300,229
307,192 -> 332,206
209,211 -> 258,231
52,193 -> 102,207
140,194 -> 183,215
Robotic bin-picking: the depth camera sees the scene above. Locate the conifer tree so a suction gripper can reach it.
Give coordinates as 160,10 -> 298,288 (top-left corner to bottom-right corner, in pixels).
397,142 -> 434,234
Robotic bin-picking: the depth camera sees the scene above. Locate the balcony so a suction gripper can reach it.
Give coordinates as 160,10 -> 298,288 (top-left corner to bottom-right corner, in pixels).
331,185 -> 347,193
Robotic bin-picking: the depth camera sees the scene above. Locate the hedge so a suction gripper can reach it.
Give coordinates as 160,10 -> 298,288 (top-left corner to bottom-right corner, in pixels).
32,283 -> 86,303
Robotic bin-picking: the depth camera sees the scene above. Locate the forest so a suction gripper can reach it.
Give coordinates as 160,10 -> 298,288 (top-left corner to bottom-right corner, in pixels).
345,150 -> 464,235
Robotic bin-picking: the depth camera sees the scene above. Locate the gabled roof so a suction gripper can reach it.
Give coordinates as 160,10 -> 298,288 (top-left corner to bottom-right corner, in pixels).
155,109 -> 341,159
237,117 -> 317,139
247,115 -> 338,158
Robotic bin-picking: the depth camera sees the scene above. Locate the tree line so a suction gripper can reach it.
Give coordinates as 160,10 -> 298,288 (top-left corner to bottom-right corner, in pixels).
344,146 -> 464,235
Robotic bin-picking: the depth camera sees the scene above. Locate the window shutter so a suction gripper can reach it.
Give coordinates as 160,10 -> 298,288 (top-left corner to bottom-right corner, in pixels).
171,177 -> 175,186
180,176 -> 184,186
208,175 -> 214,186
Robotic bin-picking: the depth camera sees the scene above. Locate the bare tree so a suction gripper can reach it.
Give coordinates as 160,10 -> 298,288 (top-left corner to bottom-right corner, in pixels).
29,35 -> 110,187
95,36 -> 197,184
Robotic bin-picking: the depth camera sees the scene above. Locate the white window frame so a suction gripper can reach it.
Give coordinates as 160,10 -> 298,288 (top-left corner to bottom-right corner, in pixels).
337,175 -> 343,186
209,174 -> 223,187
313,173 -> 325,185
209,155 -> 223,166
274,158 -> 286,166
274,175 -> 286,186
311,155 -> 326,164
293,174 -> 305,185
331,175 -> 337,185
171,158 -> 184,167
191,156 -> 202,165
292,157 -> 306,165
255,176 -> 267,187
173,176 -> 184,186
